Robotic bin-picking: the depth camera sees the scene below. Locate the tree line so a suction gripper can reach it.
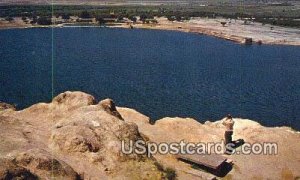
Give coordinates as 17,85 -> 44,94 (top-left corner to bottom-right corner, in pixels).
1,5 -> 300,27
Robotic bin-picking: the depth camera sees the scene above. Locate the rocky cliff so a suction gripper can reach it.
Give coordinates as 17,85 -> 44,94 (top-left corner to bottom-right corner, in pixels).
0,91 -> 299,180
0,91 -> 166,179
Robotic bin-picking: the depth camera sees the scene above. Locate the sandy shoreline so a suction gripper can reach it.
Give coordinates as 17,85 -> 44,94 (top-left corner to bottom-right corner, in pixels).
120,17 -> 300,46
1,17 -> 300,46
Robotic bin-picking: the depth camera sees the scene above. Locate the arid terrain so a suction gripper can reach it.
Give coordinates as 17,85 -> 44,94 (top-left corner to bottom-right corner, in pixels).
115,17 -> 300,46
1,91 -> 299,179
1,16 -> 300,46
0,17 -> 29,29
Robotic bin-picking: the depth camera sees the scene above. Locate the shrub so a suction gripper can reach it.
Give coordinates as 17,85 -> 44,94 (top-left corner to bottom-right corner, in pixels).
165,168 -> 176,180
154,161 -> 177,180
61,14 -> 70,20
37,17 -> 51,25
79,11 -> 91,18
5,16 -> 14,22
129,16 -> 137,22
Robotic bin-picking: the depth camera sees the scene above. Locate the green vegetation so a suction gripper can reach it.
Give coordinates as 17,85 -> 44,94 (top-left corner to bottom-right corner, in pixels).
129,15 -> 137,22
96,17 -> 105,25
30,16 -> 37,24
221,21 -> 227,26
154,161 -> 177,180
79,10 -> 92,18
37,16 -> 52,25
4,16 -> 14,22
165,167 -> 176,180
61,14 -> 70,19
255,17 -> 300,27
0,4 -> 300,27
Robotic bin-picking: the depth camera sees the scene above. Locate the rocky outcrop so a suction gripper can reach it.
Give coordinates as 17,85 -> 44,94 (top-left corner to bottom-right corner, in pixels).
13,149 -> 80,179
99,98 -> 124,120
0,101 -> 15,111
118,107 -> 300,180
1,91 -> 300,180
0,159 -> 38,180
0,91 -> 166,179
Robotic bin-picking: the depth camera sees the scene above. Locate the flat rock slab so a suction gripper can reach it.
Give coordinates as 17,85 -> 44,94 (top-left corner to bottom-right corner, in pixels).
176,153 -> 227,170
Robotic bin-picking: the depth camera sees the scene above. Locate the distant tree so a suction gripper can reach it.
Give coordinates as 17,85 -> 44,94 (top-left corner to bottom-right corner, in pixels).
147,14 -> 154,19
221,22 -> 227,26
129,16 -> 137,22
96,16 -> 105,25
182,16 -> 191,21
37,17 -> 51,25
21,16 -> 27,21
61,14 -> 70,20
79,11 -> 91,18
175,15 -> 182,22
5,16 -> 14,22
109,14 -> 117,18
140,14 -> 147,22
167,15 -> 176,21
152,19 -> 158,23
117,15 -> 124,21
30,17 -> 37,24
32,16 -> 37,22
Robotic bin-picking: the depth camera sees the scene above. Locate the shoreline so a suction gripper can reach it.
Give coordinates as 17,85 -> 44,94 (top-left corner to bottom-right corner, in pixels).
0,24 -> 298,46
1,17 -> 300,46
1,98 -> 299,132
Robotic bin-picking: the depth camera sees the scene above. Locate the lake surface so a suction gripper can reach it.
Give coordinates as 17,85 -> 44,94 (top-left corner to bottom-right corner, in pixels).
0,27 -> 299,130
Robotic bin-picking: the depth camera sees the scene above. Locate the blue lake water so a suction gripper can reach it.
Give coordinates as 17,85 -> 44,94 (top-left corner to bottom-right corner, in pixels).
0,27 -> 299,130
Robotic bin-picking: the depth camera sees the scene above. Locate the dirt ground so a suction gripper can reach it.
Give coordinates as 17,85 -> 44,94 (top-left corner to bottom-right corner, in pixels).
118,107 -> 300,180
116,17 -> 300,46
1,16 -> 300,46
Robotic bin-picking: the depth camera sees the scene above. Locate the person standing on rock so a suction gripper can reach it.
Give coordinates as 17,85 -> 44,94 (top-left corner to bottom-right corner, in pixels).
222,114 -> 235,148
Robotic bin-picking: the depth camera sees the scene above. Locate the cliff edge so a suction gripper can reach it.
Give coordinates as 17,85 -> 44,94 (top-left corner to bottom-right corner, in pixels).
0,91 -> 299,180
